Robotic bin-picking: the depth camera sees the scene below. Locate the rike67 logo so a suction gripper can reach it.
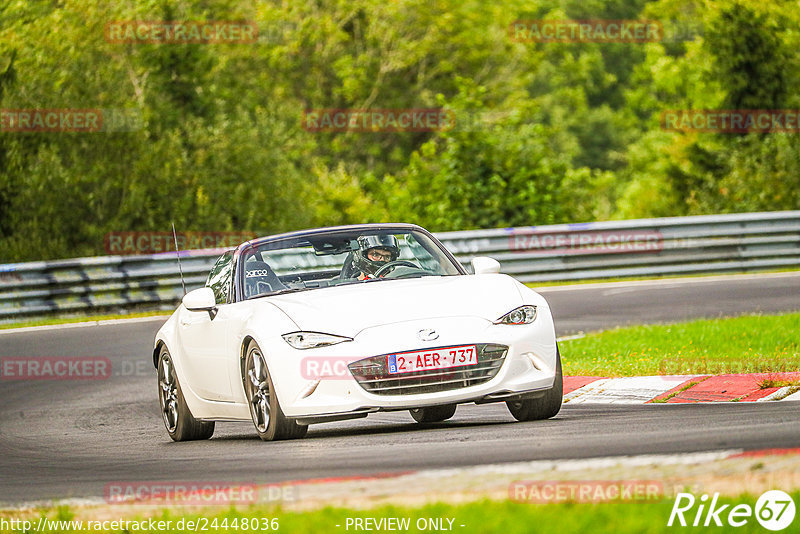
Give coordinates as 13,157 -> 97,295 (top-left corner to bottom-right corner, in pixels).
668,490 -> 795,530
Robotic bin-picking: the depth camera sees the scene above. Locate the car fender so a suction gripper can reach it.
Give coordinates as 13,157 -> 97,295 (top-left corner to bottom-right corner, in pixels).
152,308 -> 215,418
152,310 -> 180,368
232,300 -> 301,406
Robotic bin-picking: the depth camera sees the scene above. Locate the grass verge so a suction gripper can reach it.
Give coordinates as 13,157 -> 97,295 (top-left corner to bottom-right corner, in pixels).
560,312 -> 800,377
5,492 -> 798,534
0,310 -> 170,330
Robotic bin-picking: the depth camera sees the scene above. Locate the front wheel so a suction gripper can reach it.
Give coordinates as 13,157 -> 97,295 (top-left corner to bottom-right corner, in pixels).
244,340 -> 308,441
507,349 -> 563,422
157,347 -> 214,441
409,404 -> 457,423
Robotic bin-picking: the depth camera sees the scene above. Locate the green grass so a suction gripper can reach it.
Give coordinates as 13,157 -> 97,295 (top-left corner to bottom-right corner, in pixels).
0,310 -> 170,330
560,312 -> 800,377
6,492 -> 797,534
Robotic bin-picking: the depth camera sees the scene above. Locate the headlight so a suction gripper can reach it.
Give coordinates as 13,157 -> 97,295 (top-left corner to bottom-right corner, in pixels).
495,305 -> 537,325
281,331 -> 352,350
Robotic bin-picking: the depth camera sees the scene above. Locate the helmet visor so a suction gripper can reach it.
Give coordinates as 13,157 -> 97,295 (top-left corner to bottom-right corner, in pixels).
358,234 -> 400,261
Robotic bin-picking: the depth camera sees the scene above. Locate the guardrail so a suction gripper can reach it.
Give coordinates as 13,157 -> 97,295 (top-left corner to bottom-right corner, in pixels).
1,211 -> 798,322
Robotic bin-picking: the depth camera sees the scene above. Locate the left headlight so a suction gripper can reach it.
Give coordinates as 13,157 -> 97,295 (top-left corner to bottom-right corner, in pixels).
495,305 -> 537,325
281,331 -> 353,350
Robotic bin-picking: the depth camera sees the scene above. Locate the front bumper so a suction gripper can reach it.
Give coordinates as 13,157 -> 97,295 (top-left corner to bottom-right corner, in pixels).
348,343 -> 509,396
261,311 -> 558,420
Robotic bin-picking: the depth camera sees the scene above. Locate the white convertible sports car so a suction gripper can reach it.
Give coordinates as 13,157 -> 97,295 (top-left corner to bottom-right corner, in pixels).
153,224 -> 561,441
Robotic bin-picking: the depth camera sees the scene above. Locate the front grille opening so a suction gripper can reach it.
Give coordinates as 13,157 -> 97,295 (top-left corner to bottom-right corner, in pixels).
348,343 -> 508,396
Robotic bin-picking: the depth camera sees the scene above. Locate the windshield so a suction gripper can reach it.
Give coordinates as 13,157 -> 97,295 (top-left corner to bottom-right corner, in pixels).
240,229 -> 461,299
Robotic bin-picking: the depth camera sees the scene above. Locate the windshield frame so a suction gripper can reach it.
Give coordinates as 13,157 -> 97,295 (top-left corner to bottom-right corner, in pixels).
232,224 -> 466,302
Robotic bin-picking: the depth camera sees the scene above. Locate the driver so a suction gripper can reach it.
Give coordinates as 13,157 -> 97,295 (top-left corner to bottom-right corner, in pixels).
351,235 -> 400,280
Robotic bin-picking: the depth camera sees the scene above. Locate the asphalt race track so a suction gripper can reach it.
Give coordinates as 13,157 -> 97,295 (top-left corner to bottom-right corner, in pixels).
538,272 -> 800,334
1,273 -> 799,505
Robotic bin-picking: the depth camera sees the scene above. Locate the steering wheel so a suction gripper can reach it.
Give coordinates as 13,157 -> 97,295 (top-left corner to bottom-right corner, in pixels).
374,260 -> 419,278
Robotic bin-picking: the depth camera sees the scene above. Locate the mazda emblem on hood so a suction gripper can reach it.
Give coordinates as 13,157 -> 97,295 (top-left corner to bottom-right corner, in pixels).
417,328 -> 439,341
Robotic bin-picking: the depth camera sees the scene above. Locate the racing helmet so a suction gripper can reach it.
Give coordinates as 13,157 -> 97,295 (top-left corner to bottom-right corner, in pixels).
352,234 -> 400,277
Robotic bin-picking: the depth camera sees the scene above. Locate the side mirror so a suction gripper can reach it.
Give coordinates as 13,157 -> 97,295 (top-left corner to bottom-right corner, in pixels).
471,256 -> 501,275
183,287 -> 216,312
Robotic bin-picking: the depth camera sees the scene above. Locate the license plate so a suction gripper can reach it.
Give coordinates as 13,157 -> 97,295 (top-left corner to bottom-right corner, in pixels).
387,345 -> 478,374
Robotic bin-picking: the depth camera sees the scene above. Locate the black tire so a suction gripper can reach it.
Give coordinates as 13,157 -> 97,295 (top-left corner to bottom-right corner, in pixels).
409,404 -> 457,423
157,346 -> 215,441
243,340 -> 308,441
507,349 -> 563,422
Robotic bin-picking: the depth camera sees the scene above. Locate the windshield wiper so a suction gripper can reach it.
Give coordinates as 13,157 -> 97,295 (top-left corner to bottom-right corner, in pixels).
248,287 -> 311,300
268,287 -> 313,296
334,277 -> 391,287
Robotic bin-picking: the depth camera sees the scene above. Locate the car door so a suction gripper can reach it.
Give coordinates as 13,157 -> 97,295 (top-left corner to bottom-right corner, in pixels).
177,251 -> 235,401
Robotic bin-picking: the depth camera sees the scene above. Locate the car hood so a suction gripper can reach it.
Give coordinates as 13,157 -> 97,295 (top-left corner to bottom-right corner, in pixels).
266,274 -> 536,338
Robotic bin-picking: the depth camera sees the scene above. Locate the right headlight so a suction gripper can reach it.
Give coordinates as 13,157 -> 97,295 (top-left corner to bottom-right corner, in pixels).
281,331 -> 352,350
494,305 -> 537,325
